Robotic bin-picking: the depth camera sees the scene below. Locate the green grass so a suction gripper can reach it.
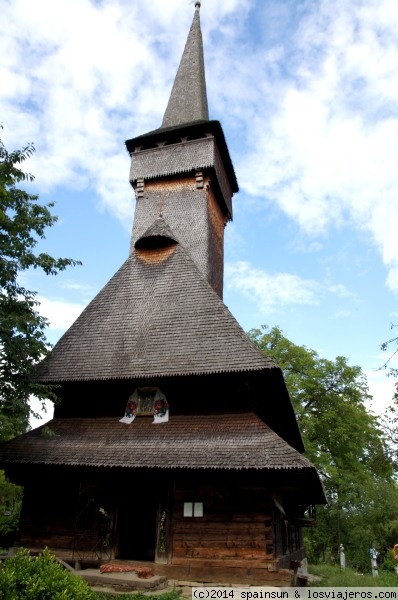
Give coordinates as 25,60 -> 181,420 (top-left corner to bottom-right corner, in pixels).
308,563 -> 398,587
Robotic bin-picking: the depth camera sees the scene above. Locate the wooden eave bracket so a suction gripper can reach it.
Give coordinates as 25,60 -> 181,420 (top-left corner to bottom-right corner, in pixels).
136,177 -> 145,198
195,170 -> 204,189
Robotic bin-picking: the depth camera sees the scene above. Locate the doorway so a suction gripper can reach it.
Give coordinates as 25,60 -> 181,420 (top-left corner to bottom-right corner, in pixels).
117,492 -> 158,560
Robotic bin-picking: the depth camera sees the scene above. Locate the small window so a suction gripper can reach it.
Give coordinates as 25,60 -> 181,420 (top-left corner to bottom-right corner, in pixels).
194,502 -> 203,517
120,387 -> 169,424
183,502 -> 193,517
136,388 -> 156,415
183,501 -> 203,517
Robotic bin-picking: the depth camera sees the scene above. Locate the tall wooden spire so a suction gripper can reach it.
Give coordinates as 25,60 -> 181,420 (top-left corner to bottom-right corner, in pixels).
161,1 -> 209,128
126,2 -> 238,298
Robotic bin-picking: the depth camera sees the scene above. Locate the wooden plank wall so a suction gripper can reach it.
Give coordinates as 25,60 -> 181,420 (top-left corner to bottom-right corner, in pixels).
16,476 -> 114,560
17,480 -> 78,551
172,475 -> 275,567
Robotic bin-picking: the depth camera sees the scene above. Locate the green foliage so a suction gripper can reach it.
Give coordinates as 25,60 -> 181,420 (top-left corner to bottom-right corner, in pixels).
380,323 -> 398,377
0,472 -> 21,549
379,324 -> 398,459
379,386 -> 398,462
0,547 -> 96,599
0,126 -> 81,441
40,426 -> 58,439
249,325 -> 398,566
380,548 -> 397,573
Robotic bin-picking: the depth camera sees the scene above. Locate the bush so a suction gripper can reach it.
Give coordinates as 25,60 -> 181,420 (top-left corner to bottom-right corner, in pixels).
0,547 -> 96,599
0,473 -> 22,550
381,548 -> 398,573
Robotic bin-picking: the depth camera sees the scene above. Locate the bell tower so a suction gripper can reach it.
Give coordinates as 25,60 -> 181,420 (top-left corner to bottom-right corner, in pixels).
126,2 -> 238,298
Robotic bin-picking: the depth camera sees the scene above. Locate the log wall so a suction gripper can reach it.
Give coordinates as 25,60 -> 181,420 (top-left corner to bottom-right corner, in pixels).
13,469 -> 306,585
17,479 -> 78,551
16,476 -> 115,561
171,475 -> 275,567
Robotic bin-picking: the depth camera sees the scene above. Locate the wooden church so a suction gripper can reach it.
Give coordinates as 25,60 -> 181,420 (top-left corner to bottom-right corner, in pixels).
0,2 -> 325,585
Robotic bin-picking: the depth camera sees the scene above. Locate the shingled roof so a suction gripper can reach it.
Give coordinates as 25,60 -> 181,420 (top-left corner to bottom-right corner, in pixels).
0,412 -> 325,502
0,412 -> 302,465
35,221 -> 276,382
161,1 -> 208,129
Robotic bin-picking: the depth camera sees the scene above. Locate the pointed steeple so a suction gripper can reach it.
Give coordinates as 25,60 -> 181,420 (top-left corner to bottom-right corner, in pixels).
161,1 -> 209,128
126,1 -> 238,299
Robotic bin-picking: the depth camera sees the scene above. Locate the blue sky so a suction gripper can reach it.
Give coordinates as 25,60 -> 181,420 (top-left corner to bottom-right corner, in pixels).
1,0 -> 397,425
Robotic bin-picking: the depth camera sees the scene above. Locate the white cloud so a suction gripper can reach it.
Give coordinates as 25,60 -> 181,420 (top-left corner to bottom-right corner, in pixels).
235,0 -> 398,294
37,296 -> 85,331
0,0 -> 246,219
60,280 -> 93,292
225,260 -> 319,313
29,292 -> 87,429
366,367 -> 397,417
225,260 -> 357,316
327,284 -> 355,299
3,0 -> 398,297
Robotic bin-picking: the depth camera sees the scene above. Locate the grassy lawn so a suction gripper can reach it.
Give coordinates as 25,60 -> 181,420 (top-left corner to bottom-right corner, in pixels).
308,563 -> 398,587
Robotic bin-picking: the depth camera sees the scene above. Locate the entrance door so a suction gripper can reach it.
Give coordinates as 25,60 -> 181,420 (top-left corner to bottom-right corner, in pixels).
117,492 -> 158,560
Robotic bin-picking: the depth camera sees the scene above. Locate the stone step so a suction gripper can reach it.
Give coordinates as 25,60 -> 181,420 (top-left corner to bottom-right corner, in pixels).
77,568 -> 168,594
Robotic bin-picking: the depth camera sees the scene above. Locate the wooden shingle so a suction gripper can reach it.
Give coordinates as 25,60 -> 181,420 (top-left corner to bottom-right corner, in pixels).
0,413 -> 305,462
35,225 -> 277,383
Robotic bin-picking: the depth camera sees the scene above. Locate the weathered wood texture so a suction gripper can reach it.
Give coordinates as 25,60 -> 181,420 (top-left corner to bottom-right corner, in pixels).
17,480 -> 78,551
155,563 -> 295,586
14,470 -> 305,585
16,476 -> 115,560
171,476 -> 275,566
206,181 -> 226,298
130,174 -> 226,297
273,513 -> 304,561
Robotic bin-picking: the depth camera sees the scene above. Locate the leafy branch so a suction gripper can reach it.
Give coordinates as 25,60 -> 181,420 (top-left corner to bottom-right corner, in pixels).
0,126 -> 81,441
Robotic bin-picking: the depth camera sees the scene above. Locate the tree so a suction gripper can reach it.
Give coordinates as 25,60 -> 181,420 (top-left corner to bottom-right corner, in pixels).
249,325 -> 398,568
0,470 -> 22,549
380,323 -> 398,378
0,128 -> 80,442
379,324 -> 398,455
